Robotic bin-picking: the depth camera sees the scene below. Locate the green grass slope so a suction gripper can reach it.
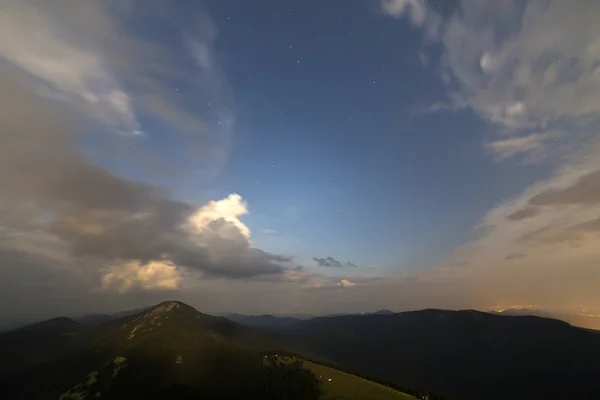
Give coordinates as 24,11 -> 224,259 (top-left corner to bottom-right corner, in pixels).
267,355 -> 416,400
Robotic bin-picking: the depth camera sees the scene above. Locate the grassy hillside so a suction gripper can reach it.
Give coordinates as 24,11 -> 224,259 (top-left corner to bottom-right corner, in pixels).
7,302 -> 598,400
0,302 -> 321,400
267,355 -> 415,400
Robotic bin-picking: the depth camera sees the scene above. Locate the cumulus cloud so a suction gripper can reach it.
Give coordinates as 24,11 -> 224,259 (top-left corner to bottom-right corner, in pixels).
0,0 -> 293,306
188,194 -> 252,241
101,260 -> 183,293
313,256 -> 358,268
337,279 -> 357,288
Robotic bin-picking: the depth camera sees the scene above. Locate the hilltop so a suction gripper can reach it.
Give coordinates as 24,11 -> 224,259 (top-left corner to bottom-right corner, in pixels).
4,302 -> 600,400
0,301 -> 413,400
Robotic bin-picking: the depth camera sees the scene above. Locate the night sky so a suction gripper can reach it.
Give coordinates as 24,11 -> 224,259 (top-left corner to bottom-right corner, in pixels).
1,0 -> 600,320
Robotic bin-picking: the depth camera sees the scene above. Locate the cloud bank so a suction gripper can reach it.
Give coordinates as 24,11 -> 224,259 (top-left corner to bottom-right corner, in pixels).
0,0 -> 297,317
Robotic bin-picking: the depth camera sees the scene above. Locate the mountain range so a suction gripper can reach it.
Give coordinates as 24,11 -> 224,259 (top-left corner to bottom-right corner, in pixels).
1,302 -> 599,400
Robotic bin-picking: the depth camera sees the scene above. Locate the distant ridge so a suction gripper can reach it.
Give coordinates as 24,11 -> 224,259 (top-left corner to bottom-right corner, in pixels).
0,300 -> 413,400
280,308 -> 600,400
13,316 -> 82,333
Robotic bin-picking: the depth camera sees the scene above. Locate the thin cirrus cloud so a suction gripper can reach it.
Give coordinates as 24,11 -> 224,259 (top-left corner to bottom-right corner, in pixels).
387,0 -> 600,133
486,132 -> 562,163
0,0 -> 233,179
0,0 -> 142,136
380,0 -> 600,313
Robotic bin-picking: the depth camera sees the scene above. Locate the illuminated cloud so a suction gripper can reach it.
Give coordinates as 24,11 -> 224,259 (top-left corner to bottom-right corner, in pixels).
380,0 -> 427,26
0,3 -> 288,303
101,260 -> 182,293
529,169 -> 600,206
337,279 -> 357,288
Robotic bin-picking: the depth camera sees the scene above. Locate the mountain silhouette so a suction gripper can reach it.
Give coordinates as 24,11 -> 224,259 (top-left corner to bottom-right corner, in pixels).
281,309 -> 600,400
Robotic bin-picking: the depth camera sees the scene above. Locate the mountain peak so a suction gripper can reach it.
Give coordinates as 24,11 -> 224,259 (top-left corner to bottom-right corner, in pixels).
124,301 -> 201,340
16,316 -> 82,333
149,300 -> 201,315
153,300 -> 184,311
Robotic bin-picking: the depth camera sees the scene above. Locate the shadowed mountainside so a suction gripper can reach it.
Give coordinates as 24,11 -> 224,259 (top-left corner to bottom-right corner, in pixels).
3,303 -> 600,400
0,301 -> 321,400
279,309 -> 600,400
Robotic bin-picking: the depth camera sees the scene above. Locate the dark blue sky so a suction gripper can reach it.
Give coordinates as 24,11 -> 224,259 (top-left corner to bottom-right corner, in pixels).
192,0 -> 546,271
3,0 -> 597,317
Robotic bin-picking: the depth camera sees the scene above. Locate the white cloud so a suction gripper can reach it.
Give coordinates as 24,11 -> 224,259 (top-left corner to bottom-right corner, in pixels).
279,268 -> 363,291
383,0 -> 600,162
180,194 -> 289,278
338,279 -> 357,288
381,0 -> 427,26
101,260 -> 182,293
187,194 -> 251,241
479,52 -> 495,73
441,1 -> 600,130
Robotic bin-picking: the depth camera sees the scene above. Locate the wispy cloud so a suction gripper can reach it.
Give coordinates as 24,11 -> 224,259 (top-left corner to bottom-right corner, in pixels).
384,0 -> 600,160
380,0 -> 427,26
313,256 -> 358,268
0,0 -> 141,135
377,0 -> 600,313
0,0 -> 234,179
486,132 -> 562,163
